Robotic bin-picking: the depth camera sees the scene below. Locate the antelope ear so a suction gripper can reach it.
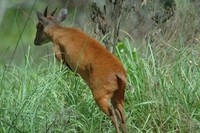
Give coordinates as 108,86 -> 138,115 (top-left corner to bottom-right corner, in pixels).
37,11 -> 49,26
56,8 -> 67,23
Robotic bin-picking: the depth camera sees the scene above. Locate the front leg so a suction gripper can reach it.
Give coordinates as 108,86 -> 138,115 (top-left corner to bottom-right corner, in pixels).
53,43 -> 74,72
53,43 -> 63,62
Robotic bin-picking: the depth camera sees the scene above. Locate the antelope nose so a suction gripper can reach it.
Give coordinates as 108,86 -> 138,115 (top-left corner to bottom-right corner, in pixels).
34,39 -> 40,46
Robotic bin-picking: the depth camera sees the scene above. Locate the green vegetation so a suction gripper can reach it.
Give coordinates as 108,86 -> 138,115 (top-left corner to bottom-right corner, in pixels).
0,0 -> 200,133
0,38 -> 199,132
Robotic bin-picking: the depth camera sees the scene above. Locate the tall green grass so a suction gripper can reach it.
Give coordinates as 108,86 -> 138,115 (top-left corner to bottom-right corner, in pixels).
120,38 -> 200,132
0,0 -> 200,132
0,38 -> 199,132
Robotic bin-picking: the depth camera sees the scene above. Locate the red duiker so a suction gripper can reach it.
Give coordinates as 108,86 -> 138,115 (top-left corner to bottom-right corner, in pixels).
34,7 -> 128,133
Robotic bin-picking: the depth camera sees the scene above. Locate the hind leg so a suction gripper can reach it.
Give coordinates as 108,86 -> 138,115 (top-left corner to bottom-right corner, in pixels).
93,93 -> 120,133
111,91 -> 126,133
113,104 -> 126,133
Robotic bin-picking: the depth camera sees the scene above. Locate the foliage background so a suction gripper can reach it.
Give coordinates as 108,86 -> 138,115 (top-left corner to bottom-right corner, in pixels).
0,0 -> 200,132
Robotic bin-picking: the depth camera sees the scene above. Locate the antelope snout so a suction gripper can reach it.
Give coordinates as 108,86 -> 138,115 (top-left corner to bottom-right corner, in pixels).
34,38 -> 41,46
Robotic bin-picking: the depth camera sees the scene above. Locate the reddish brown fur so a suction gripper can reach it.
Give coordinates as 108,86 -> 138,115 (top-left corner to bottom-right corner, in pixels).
34,8 -> 127,133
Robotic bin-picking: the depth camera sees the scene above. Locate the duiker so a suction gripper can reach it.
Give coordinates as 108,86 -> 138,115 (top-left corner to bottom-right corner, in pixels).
34,7 -> 128,133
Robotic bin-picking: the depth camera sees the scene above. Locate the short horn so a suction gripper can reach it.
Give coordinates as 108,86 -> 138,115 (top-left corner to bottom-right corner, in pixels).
50,8 -> 57,16
44,6 -> 48,17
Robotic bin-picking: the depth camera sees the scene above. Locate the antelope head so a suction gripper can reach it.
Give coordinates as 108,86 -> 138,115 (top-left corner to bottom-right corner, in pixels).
34,7 -> 67,46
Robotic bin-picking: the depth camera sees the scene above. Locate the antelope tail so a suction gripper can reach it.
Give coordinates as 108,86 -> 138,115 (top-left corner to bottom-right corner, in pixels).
117,73 -> 135,93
